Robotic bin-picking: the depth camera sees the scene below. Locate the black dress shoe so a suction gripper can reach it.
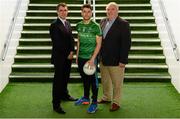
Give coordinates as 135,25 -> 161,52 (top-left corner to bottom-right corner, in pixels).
62,96 -> 78,101
68,96 -> 78,101
53,107 -> 66,114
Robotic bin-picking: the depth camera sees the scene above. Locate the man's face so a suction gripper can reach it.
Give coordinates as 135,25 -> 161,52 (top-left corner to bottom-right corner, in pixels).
81,8 -> 92,21
106,5 -> 118,20
57,6 -> 68,20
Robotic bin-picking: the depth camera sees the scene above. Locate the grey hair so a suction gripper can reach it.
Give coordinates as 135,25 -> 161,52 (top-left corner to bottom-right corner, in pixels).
106,2 -> 119,11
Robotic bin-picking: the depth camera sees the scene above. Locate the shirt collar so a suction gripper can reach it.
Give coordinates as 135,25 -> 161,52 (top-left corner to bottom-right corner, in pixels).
107,18 -> 115,23
58,17 -> 66,25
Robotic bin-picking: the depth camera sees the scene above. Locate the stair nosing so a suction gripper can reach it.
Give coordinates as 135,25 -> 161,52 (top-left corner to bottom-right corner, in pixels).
14,55 -> 165,60
23,23 -> 157,27
28,4 -> 151,7
27,10 -> 153,13
25,16 -> 155,19
11,64 -> 168,69
21,30 -> 159,34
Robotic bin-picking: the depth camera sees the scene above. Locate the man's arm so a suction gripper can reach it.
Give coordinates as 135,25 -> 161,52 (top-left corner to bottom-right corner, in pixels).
88,35 -> 102,66
75,37 -> 80,64
119,21 -> 131,65
67,25 -> 75,60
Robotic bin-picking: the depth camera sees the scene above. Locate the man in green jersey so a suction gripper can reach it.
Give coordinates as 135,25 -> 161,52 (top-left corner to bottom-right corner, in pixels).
74,4 -> 102,114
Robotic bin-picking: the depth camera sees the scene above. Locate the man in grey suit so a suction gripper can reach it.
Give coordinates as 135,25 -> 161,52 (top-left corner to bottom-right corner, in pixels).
98,2 -> 131,111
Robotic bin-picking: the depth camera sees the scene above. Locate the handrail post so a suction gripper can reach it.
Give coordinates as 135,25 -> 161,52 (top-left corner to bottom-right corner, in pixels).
92,0 -> 96,21
84,0 -> 86,4
88,0 -> 91,4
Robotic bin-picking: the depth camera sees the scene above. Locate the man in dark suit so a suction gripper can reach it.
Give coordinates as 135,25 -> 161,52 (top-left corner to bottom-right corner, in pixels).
98,2 -> 131,111
49,3 -> 77,114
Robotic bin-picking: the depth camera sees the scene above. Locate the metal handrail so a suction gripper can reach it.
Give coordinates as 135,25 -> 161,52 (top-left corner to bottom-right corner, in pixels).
83,0 -> 96,21
159,0 -> 179,61
0,0 -> 22,61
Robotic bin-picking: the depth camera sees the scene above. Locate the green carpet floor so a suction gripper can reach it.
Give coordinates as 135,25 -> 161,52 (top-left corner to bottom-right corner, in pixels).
0,82 -> 180,118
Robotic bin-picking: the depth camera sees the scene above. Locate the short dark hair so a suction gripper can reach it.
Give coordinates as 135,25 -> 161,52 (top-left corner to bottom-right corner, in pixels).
81,4 -> 92,11
56,3 -> 68,11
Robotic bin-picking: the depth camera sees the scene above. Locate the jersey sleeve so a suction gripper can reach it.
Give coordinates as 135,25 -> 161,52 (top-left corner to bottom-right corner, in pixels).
95,24 -> 102,36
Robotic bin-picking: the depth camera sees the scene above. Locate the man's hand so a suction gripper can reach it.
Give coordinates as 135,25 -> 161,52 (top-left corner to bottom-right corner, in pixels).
67,51 -> 73,60
119,63 -> 125,68
87,59 -> 95,68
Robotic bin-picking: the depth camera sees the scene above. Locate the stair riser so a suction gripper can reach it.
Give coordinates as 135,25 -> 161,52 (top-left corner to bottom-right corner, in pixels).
19,41 -> 160,46
11,67 -> 168,73
132,42 -> 160,46
16,49 -> 163,55
20,33 -> 159,38
30,0 -> 150,4
19,41 -> 52,46
28,6 -> 152,11
25,18 -> 155,24
129,50 -> 163,54
30,0 -> 83,4
95,0 -> 151,4
9,77 -> 170,83
26,12 -> 153,17
23,25 -> 157,31
14,58 -> 165,64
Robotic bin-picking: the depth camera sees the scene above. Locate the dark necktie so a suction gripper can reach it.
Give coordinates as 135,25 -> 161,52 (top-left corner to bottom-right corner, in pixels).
64,21 -> 69,31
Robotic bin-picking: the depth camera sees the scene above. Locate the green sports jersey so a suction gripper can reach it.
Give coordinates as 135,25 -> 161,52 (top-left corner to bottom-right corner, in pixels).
76,20 -> 102,59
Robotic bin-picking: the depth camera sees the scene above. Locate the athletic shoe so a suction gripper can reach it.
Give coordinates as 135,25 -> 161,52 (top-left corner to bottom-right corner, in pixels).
87,103 -> 98,113
74,97 -> 90,105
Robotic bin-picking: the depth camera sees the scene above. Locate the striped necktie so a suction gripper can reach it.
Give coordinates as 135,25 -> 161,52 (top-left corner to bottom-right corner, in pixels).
64,21 -> 69,31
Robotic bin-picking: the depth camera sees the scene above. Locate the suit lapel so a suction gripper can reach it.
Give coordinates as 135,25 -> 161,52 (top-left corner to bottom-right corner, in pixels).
104,17 -> 120,39
101,18 -> 108,31
56,18 -> 64,30
56,18 -> 71,34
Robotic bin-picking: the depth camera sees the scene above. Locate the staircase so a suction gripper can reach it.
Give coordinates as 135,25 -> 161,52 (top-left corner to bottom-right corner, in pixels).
9,0 -> 171,82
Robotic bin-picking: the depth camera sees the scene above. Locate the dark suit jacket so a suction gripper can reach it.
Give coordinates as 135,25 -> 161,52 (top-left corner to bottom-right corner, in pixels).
49,18 -> 74,65
100,17 -> 131,66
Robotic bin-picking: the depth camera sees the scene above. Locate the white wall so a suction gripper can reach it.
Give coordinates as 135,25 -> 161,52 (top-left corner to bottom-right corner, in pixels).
163,0 -> 180,93
0,0 -> 19,93
151,0 -> 180,93
0,0 -> 29,93
0,0 -> 17,57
